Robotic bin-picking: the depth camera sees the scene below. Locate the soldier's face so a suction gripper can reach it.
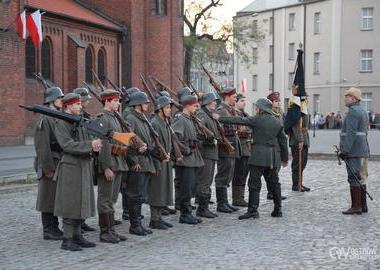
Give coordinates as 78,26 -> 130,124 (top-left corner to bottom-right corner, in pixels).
344,95 -> 356,106
272,100 -> 281,109
109,98 -> 120,111
188,103 -> 198,114
162,104 -> 172,118
69,102 -> 82,115
207,101 -> 217,110
236,98 -> 246,110
54,98 -> 63,109
227,94 -> 237,106
141,103 -> 149,112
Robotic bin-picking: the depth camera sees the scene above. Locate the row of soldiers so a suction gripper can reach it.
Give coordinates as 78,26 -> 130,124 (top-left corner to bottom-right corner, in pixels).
34,83 -> 309,252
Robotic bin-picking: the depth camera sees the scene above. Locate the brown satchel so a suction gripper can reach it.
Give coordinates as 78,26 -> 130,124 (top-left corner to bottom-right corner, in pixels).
111,144 -> 128,156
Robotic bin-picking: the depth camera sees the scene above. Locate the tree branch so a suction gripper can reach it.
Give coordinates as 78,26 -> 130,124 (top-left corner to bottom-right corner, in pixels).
193,0 -> 222,31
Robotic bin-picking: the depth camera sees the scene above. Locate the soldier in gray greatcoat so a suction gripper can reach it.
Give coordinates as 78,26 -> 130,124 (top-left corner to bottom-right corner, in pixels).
125,91 -> 157,236
35,87 -> 64,241
72,87 -> 96,232
340,87 -> 370,215
54,93 -> 101,251
195,92 -> 221,218
172,94 -> 205,225
96,89 -> 128,243
215,87 -> 241,213
219,98 -> 289,219
148,96 -> 175,229
232,93 -> 251,207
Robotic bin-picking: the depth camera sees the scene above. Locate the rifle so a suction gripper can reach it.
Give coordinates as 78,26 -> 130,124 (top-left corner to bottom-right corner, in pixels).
83,81 -> 147,151
91,69 -> 106,91
34,73 -> 54,90
333,145 -> 373,200
201,64 -> 222,95
141,74 -> 183,161
20,104 -> 135,146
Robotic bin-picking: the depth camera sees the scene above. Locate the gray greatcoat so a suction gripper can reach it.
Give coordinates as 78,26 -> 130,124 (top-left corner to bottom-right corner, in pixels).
148,115 -> 174,206
53,119 -> 95,220
34,115 -> 62,213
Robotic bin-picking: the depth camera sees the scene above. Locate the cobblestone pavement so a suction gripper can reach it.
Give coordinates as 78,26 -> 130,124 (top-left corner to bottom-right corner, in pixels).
1,159 -> 380,270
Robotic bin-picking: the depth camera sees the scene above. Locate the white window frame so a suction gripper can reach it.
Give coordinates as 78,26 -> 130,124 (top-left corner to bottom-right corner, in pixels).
314,12 -> 321,34
314,52 -> 320,74
361,7 -> 374,30
289,13 -> 295,31
289,43 -> 295,60
361,93 -> 372,112
252,74 -> 258,91
360,49 -> 373,72
252,47 -> 258,64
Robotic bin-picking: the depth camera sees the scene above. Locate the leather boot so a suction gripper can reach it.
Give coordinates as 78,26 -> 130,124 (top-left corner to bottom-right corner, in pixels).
42,213 -> 63,240
342,186 -> 362,215
216,187 -> 233,213
232,186 -> 248,207
128,203 -> 147,236
52,215 -> 64,236
179,204 -> 200,225
159,217 -> 173,228
109,213 -> 127,241
196,197 -> 217,218
149,206 -> 168,230
61,238 -> 82,251
361,185 -> 368,213
271,207 -> 283,217
122,189 -> 129,220
238,192 -> 259,220
99,213 -> 119,243
73,221 -> 96,248
138,204 -> 152,234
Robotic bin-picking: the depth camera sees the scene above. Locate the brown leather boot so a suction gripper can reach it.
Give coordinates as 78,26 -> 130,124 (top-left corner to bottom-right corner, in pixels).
342,186 -> 362,215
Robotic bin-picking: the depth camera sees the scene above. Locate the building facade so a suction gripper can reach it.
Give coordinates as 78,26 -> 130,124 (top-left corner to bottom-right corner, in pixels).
234,0 -> 380,116
0,0 -> 183,145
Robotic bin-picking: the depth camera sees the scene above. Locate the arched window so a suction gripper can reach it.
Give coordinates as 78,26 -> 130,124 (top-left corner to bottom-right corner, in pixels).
85,46 -> 94,83
25,38 -> 36,78
41,38 -> 52,80
97,48 -> 106,84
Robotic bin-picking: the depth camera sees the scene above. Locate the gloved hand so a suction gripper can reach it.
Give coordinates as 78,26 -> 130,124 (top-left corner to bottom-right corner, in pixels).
339,152 -> 348,160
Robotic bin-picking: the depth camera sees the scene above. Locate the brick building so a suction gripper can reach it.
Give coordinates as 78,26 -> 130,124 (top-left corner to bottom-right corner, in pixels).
0,0 -> 184,145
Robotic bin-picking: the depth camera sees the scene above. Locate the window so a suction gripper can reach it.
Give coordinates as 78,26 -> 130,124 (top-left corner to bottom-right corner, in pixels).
288,72 -> 294,89
25,38 -> 36,78
269,45 -> 273,63
361,93 -> 372,112
313,94 -> 320,114
98,48 -> 106,85
361,50 -> 373,72
151,0 -> 167,16
269,73 -> 273,90
314,52 -> 320,74
41,38 -> 52,80
85,47 -> 94,83
289,43 -> 295,60
252,47 -> 258,64
289,13 -> 295,31
269,17 -> 273,35
314,12 -> 321,34
252,20 -> 258,34
252,75 -> 258,91
361,7 -> 374,30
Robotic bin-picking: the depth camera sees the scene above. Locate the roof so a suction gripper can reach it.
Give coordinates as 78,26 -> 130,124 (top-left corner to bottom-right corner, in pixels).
26,0 -> 122,31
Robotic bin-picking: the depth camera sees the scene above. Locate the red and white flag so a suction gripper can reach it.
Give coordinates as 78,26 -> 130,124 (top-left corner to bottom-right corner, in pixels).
26,10 -> 43,47
16,10 -> 27,40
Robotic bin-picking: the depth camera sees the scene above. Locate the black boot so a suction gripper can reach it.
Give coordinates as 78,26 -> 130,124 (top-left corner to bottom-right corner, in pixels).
196,197 -> 217,218
342,186 -> 362,215
61,238 -> 82,251
122,189 -> 129,220
179,204 -> 200,225
109,213 -> 127,241
52,215 -> 64,236
159,218 -> 173,228
42,213 -> 63,240
81,221 -> 96,232
99,213 -> 119,243
271,207 -> 283,217
361,185 -> 368,213
216,188 -> 233,213
149,220 -> 168,230
73,234 -> 96,248
271,182 -> 283,217
238,192 -> 259,220
129,203 -> 147,236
